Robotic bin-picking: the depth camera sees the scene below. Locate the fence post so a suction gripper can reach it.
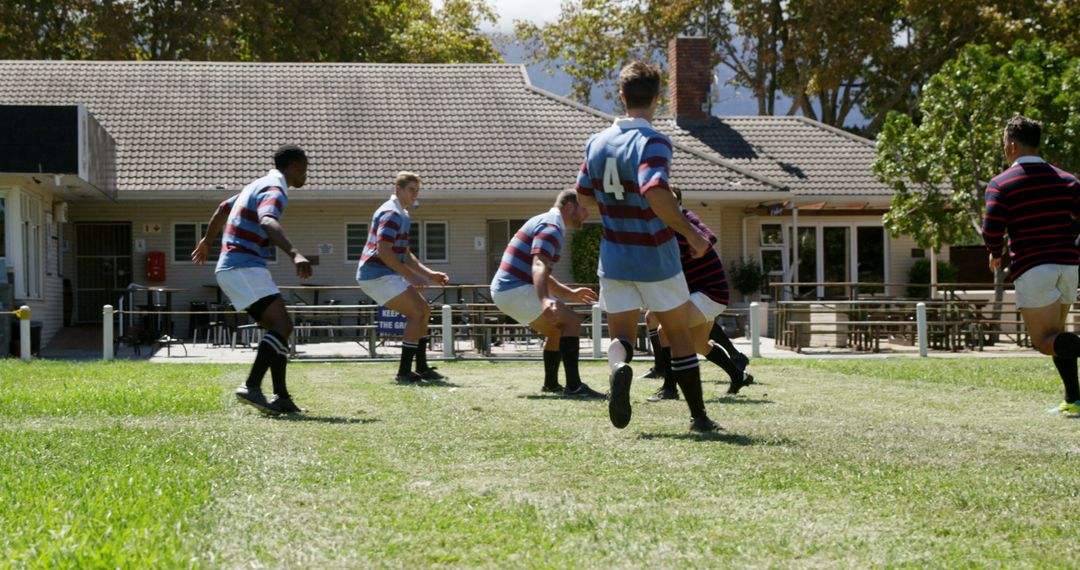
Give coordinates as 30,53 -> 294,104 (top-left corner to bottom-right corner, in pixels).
442,304 -> 453,358
18,305 -> 31,362
102,304 -> 114,361
592,303 -> 603,359
749,302 -> 761,359
917,302 -> 928,357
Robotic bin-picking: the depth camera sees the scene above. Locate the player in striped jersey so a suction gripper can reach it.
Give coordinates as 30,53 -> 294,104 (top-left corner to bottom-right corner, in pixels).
645,186 -> 754,403
192,144 -> 311,415
575,61 -> 720,433
356,172 -> 450,383
490,189 -> 604,398
983,116 -> 1080,416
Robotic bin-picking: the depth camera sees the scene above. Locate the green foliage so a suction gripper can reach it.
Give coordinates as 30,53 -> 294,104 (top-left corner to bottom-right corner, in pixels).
0,0 -> 500,63
515,0 -> 1080,130
906,258 -> 959,298
728,256 -> 767,297
876,41 -> 1080,251
570,223 -> 602,283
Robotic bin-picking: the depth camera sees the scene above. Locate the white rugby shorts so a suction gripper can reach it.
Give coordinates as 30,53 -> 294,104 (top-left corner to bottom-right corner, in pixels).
356,274 -> 411,306
216,267 -> 279,311
492,284 -> 545,325
1013,263 -> 1079,308
598,272 -> 690,314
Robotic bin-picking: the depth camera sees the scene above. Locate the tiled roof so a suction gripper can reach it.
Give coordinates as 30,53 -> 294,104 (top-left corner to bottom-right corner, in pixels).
653,116 -> 892,197
0,60 -> 780,195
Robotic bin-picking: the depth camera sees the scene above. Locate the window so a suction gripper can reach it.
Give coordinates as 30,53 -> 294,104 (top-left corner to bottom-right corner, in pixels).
174,223 -> 221,263
345,222 -> 369,262
0,195 -> 6,259
408,221 -> 449,263
173,223 -> 276,264
20,194 -> 43,298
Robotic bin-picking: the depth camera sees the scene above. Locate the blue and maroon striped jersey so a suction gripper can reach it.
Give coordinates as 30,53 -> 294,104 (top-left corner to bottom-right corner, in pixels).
215,169 -> 288,271
982,157 -> 1080,281
677,208 -> 729,305
575,117 -> 680,282
356,195 -> 411,281
490,208 -> 565,293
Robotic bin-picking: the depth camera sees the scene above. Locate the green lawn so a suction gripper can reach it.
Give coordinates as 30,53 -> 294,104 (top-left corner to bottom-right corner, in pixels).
1,357 -> 1078,568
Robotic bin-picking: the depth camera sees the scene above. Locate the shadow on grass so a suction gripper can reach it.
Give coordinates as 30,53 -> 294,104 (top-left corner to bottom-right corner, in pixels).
707,396 -> 774,405
274,415 -> 380,425
396,379 -> 463,388
517,394 -> 606,403
637,431 -> 797,446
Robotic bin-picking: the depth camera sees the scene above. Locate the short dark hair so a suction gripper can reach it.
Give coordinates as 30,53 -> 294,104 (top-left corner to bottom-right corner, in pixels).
555,188 -> 578,208
1005,116 -> 1042,149
274,144 -> 307,170
619,61 -> 662,109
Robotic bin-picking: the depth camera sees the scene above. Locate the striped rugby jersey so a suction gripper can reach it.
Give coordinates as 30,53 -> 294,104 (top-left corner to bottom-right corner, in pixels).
490,208 -> 565,293
677,208 -> 729,305
982,156 -> 1080,281
215,169 -> 288,271
356,195 -> 411,281
575,117 -> 680,282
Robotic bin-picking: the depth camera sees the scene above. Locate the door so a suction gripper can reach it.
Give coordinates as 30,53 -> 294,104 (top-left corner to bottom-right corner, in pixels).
486,219 -> 526,282
75,222 -> 132,323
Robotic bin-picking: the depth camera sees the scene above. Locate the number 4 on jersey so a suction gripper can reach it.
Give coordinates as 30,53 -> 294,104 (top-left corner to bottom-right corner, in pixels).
602,157 -> 625,200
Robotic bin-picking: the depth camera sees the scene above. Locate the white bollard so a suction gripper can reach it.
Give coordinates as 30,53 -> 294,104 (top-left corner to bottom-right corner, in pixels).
917,302 -> 928,357
749,302 -> 761,359
442,304 -> 453,358
592,304 -> 603,359
19,305 -> 31,362
103,305 -> 114,361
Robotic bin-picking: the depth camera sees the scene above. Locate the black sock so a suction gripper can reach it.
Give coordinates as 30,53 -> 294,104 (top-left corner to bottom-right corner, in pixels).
705,344 -> 741,383
1053,333 -> 1080,358
560,336 -> 582,390
400,341 -> 418,377
710,322 -> 742,358
661,369 -> 678,393
543,349 -> 561,387
657,346 -> 671,377
1053,356 -> 1080,403
647,328 -> 661,366
416,336 -> 430,371
246,330 -> 286,390
262,331 -> 290,396
670,354 -> 706,419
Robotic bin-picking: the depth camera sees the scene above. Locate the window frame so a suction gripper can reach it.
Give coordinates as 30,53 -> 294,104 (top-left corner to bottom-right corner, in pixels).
344,221 -> 370,263
419,220 -> 449,264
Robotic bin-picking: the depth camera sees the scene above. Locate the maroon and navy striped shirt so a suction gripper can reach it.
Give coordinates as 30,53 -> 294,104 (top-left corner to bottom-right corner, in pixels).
676,208 -> 729,305
982,157 -> 1080,281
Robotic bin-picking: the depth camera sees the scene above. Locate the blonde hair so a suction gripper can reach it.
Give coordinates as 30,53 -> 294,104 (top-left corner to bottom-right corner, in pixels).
395,171 -> 421,188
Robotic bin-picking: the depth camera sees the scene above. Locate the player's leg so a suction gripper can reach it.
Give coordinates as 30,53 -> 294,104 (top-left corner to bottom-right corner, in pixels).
529,317 -> 565,392
688,294 -> 753,395
606,309 -> 641,428
383,285 -> 432,383
710,319 -> 749,372
253,296 -> 304,413
1021,266 -> 1080,413
548,303 -> 603,398
218,268 -> 286,415
642,311 -> 664,379
646,324 -> 679,402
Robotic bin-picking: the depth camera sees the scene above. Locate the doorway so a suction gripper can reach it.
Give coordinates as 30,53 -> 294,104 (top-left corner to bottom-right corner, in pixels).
74,222 -> 132,323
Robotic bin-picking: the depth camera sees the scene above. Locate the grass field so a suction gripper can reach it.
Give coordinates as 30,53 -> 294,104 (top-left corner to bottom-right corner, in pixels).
1,357 -> 1078,568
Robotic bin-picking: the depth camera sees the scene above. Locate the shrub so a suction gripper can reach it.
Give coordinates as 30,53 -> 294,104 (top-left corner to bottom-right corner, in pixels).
570,224 -> 603,283
906,258 -> 958,298
728,256 -> 767,298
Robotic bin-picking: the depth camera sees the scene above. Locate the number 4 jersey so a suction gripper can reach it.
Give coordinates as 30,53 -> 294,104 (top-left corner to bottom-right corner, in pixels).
575,117 -> 681,282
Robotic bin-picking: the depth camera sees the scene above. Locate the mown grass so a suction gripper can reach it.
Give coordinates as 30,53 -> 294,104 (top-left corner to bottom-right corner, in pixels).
1,358 -> 1078,568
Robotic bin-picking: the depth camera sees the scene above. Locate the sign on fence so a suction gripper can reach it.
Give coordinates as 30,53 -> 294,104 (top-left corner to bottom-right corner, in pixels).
377,306 -> 408,335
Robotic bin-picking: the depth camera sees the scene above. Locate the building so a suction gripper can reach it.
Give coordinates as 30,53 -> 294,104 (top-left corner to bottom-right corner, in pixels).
0,39 -> 918,349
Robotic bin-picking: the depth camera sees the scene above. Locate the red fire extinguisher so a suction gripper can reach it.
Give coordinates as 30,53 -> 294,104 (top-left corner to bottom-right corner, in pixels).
146,251 -> 166,282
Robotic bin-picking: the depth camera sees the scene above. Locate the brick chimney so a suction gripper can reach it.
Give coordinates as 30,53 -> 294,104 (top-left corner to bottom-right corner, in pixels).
667,37 -> 712,123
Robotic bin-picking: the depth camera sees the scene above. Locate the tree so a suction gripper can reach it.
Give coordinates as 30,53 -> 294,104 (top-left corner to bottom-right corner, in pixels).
0,0 -> 500,64
516,0 -> 1080,131
875,41 -> 1080,253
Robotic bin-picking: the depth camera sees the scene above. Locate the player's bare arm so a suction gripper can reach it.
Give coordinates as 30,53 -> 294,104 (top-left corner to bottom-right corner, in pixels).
191,198 -> 233,264
406,249 -> 450,285
261,216 -> 311,279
